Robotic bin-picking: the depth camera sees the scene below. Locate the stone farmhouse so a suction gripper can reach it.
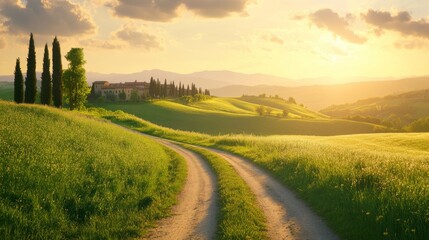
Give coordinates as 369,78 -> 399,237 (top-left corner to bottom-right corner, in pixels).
92,80 -> 149,100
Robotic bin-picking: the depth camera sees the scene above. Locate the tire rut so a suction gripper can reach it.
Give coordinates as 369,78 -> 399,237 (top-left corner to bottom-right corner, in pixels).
208,148 -> 339,240
142,139 -> 218,240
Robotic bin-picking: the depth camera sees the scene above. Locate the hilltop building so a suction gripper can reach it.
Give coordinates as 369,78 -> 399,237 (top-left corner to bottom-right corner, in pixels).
92,80 -> 149,100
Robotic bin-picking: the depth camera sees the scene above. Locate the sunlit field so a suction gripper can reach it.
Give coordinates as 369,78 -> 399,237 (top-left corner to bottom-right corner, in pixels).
93,98 -> 386,136
90,108 -> 429,240
0,102 -> 186,239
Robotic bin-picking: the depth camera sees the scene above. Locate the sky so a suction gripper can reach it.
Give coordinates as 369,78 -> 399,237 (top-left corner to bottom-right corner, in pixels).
1,0 -> 429,81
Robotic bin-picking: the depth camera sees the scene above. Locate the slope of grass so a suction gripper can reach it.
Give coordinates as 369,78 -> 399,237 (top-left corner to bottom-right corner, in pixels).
321,89 -> 429,126
88,108 -> 429,240
188,97 -> 258,115
239,96 -> 328,119
93,100 -> 386,136
183,145 -> 267,240
0,102 -> 186,239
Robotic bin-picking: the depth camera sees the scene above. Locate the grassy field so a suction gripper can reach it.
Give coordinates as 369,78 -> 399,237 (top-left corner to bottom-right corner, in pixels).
93,98 -> 386,136
183,145 -> 267,240
0,82 -> 14,101
239,96 -> 328,119
90,108 -> 429,240
0,101 -> 186,239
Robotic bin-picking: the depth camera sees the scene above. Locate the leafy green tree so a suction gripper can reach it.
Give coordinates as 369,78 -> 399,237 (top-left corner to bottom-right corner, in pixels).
63,48 -> 90,110
282,109 -> 289,118
288,97 -> 296,104
14,58 -> 24,103
24,33 -> 37,103
52,37 -> 63,108
256,105 -> 265,116
41,44 -> 52,105
266,107 -> 273,116
130,89 -> 140,102
106,92 -> 117,101
118,89 -> 126,101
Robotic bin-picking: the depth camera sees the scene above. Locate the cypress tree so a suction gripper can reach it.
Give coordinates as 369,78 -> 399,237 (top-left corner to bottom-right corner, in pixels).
24,33 -> 37,103
156,79 -> 161,97
52,36 -> 63,108
163,79 -> 167,98
14,58 -> 24,103
41,43 -> 52,105
149,77 -> 155,98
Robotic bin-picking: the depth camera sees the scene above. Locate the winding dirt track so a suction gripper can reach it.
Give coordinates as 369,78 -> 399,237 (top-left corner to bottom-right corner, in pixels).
207,148 -> 339,240
142,138 -> 218,240
130,128 -> 338,240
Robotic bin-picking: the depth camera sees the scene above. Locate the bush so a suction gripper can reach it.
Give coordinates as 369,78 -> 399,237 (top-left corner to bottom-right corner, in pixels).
406,116 -> 429,132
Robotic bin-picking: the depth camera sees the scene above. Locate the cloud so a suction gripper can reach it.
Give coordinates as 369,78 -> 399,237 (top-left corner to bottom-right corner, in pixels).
111,0 -> 252,22
363,9 -> 429,39
183,0 -> 251,18
394,40 -> 428,50
115,24 -> 162,50
309,9 -> 367,44
262,34 -> 284,45
80,39 -> 124,49
0,0 -> 95,36
113,0 -> 181,22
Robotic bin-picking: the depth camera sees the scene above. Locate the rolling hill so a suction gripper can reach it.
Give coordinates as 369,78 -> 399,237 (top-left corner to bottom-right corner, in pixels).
93,97 -> 387,136
321,89 -> 429,127
211,77 -> 429,110
0,101 -> 186,239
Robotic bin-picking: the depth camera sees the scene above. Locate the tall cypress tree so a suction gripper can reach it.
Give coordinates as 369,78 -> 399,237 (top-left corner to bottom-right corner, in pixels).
24,33 -> 37,103
52,36 -> 63,108
14,58 -> 24,103
41,44 -> 52,105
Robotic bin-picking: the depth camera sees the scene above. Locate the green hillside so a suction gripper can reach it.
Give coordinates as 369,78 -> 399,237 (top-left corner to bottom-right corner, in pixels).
0,101 -> 186,239
91,109 -> 429,240
239,96 -> 328,119
321,89 -> 429,127
94,97 -> 386,136
0,82 -> 14,101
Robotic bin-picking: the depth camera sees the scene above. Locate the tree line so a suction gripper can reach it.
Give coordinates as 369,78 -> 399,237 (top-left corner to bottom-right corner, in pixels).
148,77 -> 210,99
14,33 -> 89,110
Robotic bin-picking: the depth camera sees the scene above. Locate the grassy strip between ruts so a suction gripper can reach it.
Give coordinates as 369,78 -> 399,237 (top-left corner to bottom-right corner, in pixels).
86,107 -> 429,240
0,102 -> 187,239
181,144 -> 268,240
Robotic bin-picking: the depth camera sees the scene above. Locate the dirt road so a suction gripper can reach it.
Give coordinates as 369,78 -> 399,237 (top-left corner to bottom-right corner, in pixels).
209,148 -> 339,240
129,128 -> 338,240
142,139 -> 218,240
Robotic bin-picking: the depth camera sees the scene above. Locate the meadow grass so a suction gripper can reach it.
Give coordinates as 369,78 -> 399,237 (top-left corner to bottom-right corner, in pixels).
93,99 -> 385,136
90,108 -> 429,240
182,145 -> 267,240
0,101 -> 187,239
239,96 -> 328,119
0,82 -> 14,101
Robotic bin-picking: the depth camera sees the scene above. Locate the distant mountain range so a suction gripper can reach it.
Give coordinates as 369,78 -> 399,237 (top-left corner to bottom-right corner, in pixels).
0,69 -> 394,89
